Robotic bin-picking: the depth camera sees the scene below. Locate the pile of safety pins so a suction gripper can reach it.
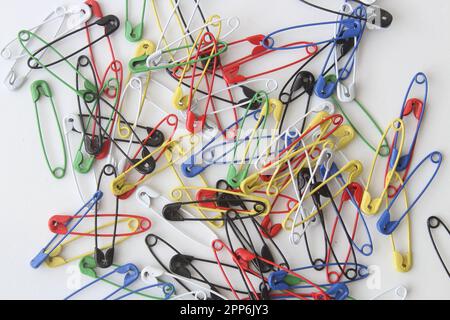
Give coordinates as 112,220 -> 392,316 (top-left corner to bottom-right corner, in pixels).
2,0 -> 448,300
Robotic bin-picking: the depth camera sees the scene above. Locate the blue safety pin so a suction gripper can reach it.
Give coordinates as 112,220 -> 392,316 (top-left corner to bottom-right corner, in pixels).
268,262 -> 369,291
114,282 -> 175,300
30,191 -> 103,269
320,162 -> 374,256
261,18 -> 363,51
389,72 -> 428,172
181,109 -> 261,178
314,6 -> 367,99
377,151 -> 443,235
65,263 -> 140,300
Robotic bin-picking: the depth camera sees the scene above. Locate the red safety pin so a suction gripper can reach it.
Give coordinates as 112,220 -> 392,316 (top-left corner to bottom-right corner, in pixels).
221,35 -> 318,84
232,247 -> 330,300
211,239 -> 261,300
48,214 -> 151,237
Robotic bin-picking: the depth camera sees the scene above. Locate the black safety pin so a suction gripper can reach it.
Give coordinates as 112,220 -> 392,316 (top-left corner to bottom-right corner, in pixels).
28,15 -> 120,69
427,216 -> 450,278
76,114 -> 165,148
145,234 -> 239,299
299,0 -> 393,28
94,164 -> 119,268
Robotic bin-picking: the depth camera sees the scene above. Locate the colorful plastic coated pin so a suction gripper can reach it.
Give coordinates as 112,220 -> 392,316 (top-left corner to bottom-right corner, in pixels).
125,0 -> 147,42
31,80 -> 67,179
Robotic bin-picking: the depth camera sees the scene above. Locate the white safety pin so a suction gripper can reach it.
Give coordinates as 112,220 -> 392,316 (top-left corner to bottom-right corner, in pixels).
63,115 -> 97,204
3,4 -> 92,90
136,186 -> 218,248
371,285 -> 408,300
141,266 -> 228,301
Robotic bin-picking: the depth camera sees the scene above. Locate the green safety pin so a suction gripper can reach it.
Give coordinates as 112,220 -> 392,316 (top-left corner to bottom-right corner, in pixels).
125,0 -> 147,42
128,41 -> 228,73
19,30 -> 97,100
31,80 -> 67,179
79,256 -> 163,300
326,75 -> 390,157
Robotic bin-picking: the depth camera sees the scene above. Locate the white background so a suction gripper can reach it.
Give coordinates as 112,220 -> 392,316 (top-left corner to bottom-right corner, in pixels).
0,0 -> 449,300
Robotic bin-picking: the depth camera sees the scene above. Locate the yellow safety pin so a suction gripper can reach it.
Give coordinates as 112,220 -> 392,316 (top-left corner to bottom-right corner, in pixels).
388,172 -> 412,273
282,160 -> 363,230
111,134 -> 199,196
169,186 -> 272,217
45,218 -> 140,268
361,119 -> 405,215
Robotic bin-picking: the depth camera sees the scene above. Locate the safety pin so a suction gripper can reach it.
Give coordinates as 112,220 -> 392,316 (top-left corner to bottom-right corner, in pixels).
125,0 -> 147,42
50,214 -> 151,237
227,92 -> 270,188
136,185 -> 219,245
314,6 -> 366,99
26,15 -> 120,69
371,286 -> 408,300
377,151 -> 443,235
427,216 -> 450,278
334,4 -> 359,102
3,4 -> 92,90
389,73 -> 428,176
63,116 -> 97,202
44,217 -> 140,268
64,263 -> 140,300
116,77 -> 145,140
361,119 -> 405,215
384,172 -> 412,272
79,256 -> 164,300
145,234 -> 242,297
141,266 -> 228,300
31,80 -> 67,179
282,159 -> 363,230
221,37 -> 318,85
299,0 -> 393,29
262,16 -> 363,52
30,191 -> 102,269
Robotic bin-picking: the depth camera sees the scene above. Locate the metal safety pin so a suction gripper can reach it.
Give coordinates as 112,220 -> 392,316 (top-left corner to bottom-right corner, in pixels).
136,185 -> 218,246
63,115 -> 97,203
361,119 -> 405,215
30,191 -> 102,269
377,152 -> 443,235
3,4 -> 92,90
31,80 -> 67,179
